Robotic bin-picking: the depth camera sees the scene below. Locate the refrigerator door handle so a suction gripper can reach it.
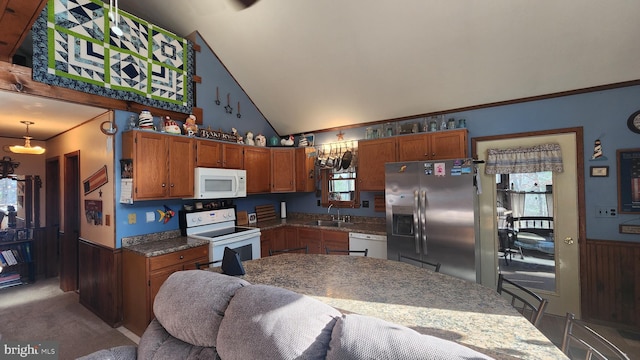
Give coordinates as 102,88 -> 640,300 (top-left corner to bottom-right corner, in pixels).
420,190 -> 427,253
413,190 -> 420,254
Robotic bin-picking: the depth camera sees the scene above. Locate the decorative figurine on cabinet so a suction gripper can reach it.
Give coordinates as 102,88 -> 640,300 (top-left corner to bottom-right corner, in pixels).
281,135 -> 295,146
138,110 -> 154,130
245,131 -> 255,146
164,117 -> 182,134
255,134 -> 266,147
183,114 -> 198,136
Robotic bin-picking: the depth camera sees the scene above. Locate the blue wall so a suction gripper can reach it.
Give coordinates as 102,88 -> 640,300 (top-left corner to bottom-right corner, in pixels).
113,32 -> 640,246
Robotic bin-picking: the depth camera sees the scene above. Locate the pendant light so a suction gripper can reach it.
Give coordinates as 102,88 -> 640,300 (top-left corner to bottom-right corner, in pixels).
109,0 -> 123,37
9,121 -> 46,155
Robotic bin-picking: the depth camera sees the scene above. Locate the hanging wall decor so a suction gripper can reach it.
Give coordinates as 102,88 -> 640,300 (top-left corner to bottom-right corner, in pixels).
32,0 -> 194,114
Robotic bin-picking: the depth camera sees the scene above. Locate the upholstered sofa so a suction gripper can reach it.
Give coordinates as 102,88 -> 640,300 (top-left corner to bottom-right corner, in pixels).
78,270 -> 494,360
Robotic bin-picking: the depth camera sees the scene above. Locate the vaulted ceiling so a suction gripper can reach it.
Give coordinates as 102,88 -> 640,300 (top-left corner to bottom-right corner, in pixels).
1,0 -> 640,140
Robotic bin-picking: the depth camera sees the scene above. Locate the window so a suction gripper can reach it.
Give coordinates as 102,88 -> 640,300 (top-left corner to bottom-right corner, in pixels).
321,168 -> 360,208
0,178 -> 17,213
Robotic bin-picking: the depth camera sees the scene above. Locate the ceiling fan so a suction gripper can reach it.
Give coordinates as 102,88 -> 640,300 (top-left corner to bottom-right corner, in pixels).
234,0 -> 260,9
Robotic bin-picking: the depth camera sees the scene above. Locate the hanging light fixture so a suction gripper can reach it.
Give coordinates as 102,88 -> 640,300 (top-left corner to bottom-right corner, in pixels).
109,0 -> 123,37
9,121 -> 46,155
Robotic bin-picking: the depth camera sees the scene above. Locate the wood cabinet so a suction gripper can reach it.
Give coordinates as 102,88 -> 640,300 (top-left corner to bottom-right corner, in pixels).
271,148 -> 296,193
261,226 -> 300,257
122,131 -> 195,200
244,146 -> 271,194
397,129 -> 467,161
322,230 -> 349,252
195,139 -> 244,169
295,147 -> 317,192
297,227 -> 323,254
296,227 -> 348,254
357,137 -> 397,191
122,245 -> 209,336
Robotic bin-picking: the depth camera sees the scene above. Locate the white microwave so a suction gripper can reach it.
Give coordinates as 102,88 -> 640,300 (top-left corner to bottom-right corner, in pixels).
193,167 -> 247,199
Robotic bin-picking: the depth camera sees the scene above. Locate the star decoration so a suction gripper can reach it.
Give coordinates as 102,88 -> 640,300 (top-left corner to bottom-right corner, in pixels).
336,131 -> 345,141
99,189 -> 102,198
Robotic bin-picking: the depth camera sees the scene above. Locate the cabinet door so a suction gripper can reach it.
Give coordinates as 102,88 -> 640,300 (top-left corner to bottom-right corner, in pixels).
271,148 -> 295,193
295,147 -> 316,192
260,228 -> 274,258
297,228 -> 322,254
222,143 -> 244,169
323,230 -> 349,252
357,138 -> 396,191
168,136 -> 195,198
134,132 -> 168,199
149,263 -> 184,321
284,226 -> 299,249
397,133 -> 430,161
430,130 -> 468,159
195,140 -> 222,167
244,147 -> 271,193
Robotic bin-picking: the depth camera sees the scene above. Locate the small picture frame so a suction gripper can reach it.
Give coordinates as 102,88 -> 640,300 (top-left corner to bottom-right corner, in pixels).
590,166 -> 609,177
248,212 -> 257,225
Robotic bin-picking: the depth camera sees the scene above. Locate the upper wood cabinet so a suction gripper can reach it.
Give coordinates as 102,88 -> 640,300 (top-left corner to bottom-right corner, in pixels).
397,129 -> 467,161
357,137 -> 397,191
195,140 -> 244,169
244,146 -> 271,194
271,148 -> 296,193
122,131 -> 194,200
295,147 -> 317,192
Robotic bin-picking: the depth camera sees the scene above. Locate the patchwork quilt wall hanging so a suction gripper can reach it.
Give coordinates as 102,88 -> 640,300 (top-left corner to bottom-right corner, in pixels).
32,0 -> 194,114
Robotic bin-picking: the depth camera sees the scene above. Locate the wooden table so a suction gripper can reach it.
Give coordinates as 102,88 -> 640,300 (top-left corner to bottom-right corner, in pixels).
233,254 -> 567,360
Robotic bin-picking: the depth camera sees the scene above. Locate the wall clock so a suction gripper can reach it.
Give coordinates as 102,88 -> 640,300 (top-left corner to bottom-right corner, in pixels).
627,110 -> 640,134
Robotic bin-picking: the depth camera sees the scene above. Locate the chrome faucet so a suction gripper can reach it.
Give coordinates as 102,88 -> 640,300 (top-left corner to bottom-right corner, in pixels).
328,204 -> 340,221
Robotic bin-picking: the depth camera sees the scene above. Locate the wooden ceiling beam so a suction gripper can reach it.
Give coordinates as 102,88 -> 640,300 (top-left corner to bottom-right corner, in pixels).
0,61 -> 194,121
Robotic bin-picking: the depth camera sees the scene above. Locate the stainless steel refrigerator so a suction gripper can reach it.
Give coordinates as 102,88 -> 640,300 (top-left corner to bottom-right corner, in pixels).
385,159 -> 479,283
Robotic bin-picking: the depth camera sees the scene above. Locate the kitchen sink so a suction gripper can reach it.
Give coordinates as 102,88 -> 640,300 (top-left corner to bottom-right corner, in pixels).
306,220 -> 356,227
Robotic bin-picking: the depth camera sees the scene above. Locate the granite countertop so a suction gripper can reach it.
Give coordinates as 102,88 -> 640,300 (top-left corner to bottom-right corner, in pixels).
123,236 -> 210,257
223,254 -> 567,360
252,214 -> 387,236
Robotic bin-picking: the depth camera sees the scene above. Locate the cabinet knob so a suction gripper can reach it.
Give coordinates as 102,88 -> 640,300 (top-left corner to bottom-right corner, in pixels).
180,255 -> 184,259
162,183 -> 166,187
170,183 -> 175,187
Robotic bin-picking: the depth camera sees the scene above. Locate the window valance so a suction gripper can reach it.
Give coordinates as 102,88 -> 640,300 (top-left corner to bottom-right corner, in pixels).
485,143 -> 564,175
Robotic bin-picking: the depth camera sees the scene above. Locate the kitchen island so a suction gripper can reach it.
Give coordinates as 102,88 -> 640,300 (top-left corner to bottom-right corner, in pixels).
227,254 -> 567,360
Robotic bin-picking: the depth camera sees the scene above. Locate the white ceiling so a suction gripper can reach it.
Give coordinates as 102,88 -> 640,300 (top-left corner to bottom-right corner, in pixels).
2,0 -> 640,139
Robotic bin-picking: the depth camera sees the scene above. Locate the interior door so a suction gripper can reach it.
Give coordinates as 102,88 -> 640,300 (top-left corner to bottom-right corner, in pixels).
60,151 -> 80,292
475,130 -> 582,317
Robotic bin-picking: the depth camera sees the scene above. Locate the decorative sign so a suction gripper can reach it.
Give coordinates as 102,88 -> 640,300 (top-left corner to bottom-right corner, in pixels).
85,200 -> 103,225
84,165 -> 108,195
32,0 -> 194,113
198,128 -> 238,143
619,224 -> 640,234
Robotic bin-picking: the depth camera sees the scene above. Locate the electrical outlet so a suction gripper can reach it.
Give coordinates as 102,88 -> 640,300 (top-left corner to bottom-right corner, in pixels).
317,199 -> 321,206
362,200 -> 369,208
146,211 -> 155,222
595,207 -> 617,218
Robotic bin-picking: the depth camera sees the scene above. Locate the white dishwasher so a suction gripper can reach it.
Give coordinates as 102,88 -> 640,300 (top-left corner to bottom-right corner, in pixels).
349,232 -> 387,259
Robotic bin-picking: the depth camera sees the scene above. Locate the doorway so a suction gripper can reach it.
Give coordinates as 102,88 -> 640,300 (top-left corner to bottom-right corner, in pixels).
45,157 -> 60,278
60,151 -> 80,292
473,127 -> 584,317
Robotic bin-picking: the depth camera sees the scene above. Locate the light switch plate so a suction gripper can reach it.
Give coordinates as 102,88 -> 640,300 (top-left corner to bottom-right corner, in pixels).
146,211 -> 155,222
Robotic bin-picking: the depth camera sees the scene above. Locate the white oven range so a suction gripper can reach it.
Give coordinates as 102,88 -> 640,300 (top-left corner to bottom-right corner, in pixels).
181,207 -> 261,263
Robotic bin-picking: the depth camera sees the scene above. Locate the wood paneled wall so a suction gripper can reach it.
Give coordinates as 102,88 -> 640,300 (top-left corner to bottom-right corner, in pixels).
583,238 -> 640,328
78,240 -> 122,327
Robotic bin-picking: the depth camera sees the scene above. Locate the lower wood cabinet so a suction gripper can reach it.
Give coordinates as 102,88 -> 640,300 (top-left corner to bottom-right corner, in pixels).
122,245 -> 209,336
322,230 -> 349,252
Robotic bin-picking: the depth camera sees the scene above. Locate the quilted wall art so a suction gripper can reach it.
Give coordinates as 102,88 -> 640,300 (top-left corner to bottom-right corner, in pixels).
32,0 -> 194,114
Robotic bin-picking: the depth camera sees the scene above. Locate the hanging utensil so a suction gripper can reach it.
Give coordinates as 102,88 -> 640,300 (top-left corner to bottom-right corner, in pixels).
237,102 -> 241,118
335,143 -> 343,170
215,87 -> 221,105
341,142 -> 353,170
224,93 -> 233,114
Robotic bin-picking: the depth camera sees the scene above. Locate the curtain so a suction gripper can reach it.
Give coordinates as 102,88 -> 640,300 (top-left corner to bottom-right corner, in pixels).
485,143 -> 564,175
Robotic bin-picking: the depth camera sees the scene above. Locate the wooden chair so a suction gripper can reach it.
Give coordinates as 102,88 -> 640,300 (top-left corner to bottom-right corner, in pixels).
397,253 -> 441,272
561,312 -> 630,360
496,274 -> 548,328
268,245 -> 309,256
325,247 -> 368,256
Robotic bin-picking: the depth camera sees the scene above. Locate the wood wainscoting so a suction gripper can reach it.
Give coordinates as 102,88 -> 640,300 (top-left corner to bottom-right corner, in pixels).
78,240 -> 122,327
583,238 -> 640,328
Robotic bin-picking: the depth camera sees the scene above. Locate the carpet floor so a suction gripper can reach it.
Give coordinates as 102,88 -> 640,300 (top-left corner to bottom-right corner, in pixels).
0,278 -> 136,359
